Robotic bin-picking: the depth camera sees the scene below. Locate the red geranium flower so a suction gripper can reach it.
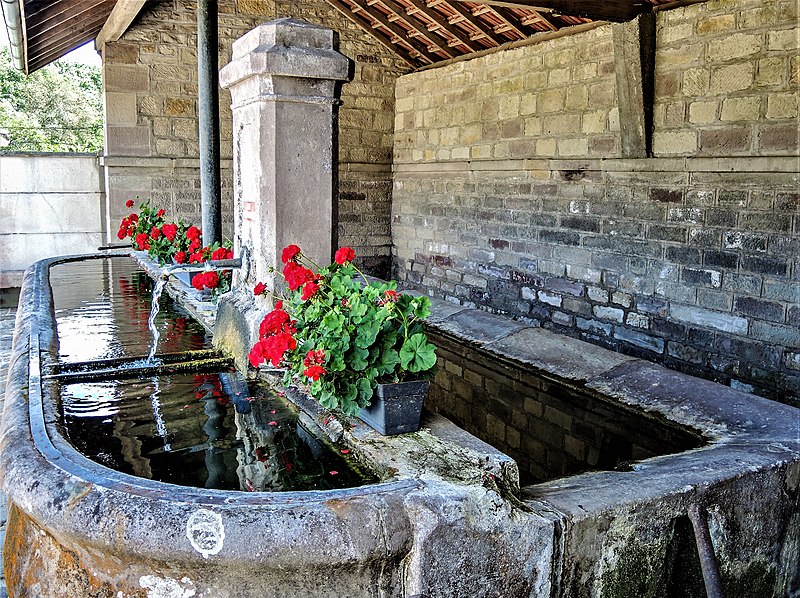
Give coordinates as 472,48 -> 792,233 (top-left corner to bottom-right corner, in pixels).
189,251 -> 205,264
174,251 -> 187,264
157,209 -> 166,218
192,271 -> 220,291
259,307 -> 292,336
129,213 -> 138,223
211,247 -> 232,261
253,282 -> 267,296
303,349 -> 325,367
281,244 -> 301,264
303,365 -> 326,381
301,280 -> 319,301
161,223 -> 178,241
125,199 -> 134,208
334,246 -> 355,265
283,261 -> 314,291
135,232 -> 150,250
151,226 -> 162,239
186,226 -> 201,240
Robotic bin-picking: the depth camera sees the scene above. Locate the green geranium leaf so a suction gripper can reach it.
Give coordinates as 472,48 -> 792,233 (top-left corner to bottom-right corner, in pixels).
377,349 -> 401,376
412,296 -> 431,320
399,333 -> 437,373
349,346 -> 369,371
357,378 -> 373,406
322,311 -> 345,333
355,320 -> 381,348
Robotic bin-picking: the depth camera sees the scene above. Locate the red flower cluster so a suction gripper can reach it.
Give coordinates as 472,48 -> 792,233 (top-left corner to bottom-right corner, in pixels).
281,244 -> 301,264
116,213 -> 139,240
211,246 -> 233,261
161,223 -> 178,241
135,232 -> 150,250
283,260 -> 315,291
249,302 -> 298,368
192,271 -> 219,291
302,349 -> 326,381
378,289 -> 400,306
334,246 -> 355,265
253,282 -> 267,297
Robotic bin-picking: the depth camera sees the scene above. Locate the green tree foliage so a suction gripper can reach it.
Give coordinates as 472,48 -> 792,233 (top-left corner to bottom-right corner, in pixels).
0,47 -> 103,152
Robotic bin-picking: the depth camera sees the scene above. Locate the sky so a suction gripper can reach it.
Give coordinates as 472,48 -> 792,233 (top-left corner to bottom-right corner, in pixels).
60,42 -> 102,67
1,33 -> 101,68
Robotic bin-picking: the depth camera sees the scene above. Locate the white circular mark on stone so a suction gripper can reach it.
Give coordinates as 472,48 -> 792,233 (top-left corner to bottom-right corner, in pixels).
186,508 -> 225,559
139,575 -> 196,598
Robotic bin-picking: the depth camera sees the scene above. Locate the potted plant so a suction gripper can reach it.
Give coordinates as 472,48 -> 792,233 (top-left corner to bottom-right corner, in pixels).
117,199 -> 234,299
249,245 -> 437,435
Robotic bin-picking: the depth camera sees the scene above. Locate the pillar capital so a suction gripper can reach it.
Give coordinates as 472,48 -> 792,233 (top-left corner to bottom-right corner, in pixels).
220,18 -> 350,92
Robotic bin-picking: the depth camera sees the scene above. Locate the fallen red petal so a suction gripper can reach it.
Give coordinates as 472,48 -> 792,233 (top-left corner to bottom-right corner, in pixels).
329,470 -> 338,475
268,421 -> 277,426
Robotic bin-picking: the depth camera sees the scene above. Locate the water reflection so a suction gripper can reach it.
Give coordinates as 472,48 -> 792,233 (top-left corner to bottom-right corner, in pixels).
60,373 -> 373,491
50,258 -> 211,363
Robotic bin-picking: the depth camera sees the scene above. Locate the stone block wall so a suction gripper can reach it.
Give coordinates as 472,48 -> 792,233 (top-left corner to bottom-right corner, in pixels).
0,154 -> 104,287
103,0 -> 408,276
393,0 -> 799,404
429,333 -> 702,484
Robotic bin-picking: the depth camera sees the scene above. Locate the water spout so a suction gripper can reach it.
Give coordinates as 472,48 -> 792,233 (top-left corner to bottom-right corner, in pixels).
147,246 -> 250,362
160,246 -> 250,281
147,278 -> 168,363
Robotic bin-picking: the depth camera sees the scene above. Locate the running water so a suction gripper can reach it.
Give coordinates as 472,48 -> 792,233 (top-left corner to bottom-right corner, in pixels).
147,277 -> 168,363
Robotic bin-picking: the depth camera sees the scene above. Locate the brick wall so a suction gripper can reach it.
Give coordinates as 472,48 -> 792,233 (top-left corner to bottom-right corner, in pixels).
429,333 -> 702,484
102,0 -> 408,276
393,0 -> 799,405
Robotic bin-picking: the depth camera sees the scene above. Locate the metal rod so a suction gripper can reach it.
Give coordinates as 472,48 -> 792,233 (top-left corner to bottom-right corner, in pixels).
197,0 -> 222,246
687,504 -> 725,598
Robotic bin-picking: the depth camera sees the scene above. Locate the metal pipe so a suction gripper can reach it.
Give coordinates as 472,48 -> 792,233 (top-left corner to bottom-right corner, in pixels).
1,0 -> 26,72
160,258 -> 242,280
197,0 -> 222,247
687,504 -> 725,598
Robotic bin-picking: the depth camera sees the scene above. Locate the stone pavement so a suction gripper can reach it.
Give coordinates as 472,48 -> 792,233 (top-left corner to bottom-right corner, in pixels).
0,302 -> 16,598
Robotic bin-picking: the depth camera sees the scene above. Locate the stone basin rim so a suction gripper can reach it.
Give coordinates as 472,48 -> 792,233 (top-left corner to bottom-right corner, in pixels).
20,254 -> 417,503
0,256 -> 424,568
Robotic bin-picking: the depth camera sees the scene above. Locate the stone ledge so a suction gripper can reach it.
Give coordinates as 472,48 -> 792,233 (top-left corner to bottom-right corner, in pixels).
393,155 -> 800,175
100,155 -> 235,169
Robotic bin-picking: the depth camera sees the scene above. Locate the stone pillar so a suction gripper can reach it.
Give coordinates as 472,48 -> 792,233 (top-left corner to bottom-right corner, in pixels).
215,18 -> 351,368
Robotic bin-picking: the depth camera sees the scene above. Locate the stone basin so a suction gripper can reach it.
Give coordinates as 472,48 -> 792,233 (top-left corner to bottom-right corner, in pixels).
1,253 -> 798,597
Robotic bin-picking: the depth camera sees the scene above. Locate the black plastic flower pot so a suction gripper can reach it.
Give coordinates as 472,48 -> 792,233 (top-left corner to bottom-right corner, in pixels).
358,379 -> 430,435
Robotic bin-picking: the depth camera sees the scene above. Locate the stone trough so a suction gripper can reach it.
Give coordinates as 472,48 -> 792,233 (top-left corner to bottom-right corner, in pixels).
1,252 -> 797,597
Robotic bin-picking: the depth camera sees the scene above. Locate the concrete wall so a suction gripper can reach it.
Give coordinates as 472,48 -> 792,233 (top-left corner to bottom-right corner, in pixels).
392,0 -> 800,404
101,0 -> 408,276
0,154 -> 104,288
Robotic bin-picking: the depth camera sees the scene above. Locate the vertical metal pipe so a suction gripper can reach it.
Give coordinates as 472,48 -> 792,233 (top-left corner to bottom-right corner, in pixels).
197,0 -> 221,246
687,504 -> 725,598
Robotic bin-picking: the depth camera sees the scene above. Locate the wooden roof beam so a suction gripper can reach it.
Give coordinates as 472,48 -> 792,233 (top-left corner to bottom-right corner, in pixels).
378,0 -> 455,57
482,5 -> 529,39
519,9 -> 559,31
324,0 -> 427,66
453,0 -> 650,23
95,0 -> 148,49
348,0 -> 445,61
396,0 -> 476,52
436,0 -> 504,45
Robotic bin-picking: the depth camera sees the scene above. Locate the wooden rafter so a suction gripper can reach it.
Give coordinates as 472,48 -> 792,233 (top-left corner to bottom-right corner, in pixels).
349,0 -> 444,61
403,0 -> 478,51
434,0 -> 504,45
325,0 -> 426,66
457,0 -> 651,23
378,0 -> 456,57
